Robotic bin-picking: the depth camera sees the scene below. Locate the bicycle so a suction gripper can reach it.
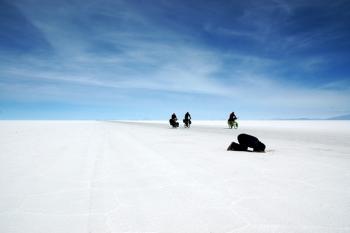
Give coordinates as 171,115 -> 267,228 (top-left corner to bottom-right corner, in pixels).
228,120 -> 238,129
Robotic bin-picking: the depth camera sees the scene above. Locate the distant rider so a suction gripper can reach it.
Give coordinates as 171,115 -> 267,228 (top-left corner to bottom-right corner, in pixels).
183,112 -> 192,128
228,112 -> 238,129
169,113 -> 179,128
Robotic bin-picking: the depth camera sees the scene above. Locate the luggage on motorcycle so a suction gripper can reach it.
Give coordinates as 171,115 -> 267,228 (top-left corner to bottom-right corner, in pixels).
183,119 -> 191,127
228,120 -> 238,129
169,119 -> 179,128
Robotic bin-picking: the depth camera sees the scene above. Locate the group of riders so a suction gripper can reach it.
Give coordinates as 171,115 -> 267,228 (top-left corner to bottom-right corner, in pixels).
170,112 -> 192,128
169,112 -> 238,129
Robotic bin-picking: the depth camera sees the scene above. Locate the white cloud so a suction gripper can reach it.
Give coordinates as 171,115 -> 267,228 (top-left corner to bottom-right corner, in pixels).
1,0 -> 349,119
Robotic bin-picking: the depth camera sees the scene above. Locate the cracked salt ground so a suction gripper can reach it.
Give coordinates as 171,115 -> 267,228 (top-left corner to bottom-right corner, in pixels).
0,120 -> 350,233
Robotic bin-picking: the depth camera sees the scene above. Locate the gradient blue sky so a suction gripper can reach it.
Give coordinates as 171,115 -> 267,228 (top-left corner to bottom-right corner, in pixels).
1,0 -> 349,119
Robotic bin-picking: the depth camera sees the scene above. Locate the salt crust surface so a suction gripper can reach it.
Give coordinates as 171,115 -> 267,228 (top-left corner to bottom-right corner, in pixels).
0,120 -> 349,233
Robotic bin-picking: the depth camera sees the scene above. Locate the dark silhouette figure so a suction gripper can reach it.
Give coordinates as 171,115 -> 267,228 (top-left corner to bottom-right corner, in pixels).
229,112 -> 237,121
226,142 -> 248,151
238,134 -> 265,152
169,113 -> 179,128
227,134 -> 266,152
228,112 -> 238,129
183,112 -> 192,128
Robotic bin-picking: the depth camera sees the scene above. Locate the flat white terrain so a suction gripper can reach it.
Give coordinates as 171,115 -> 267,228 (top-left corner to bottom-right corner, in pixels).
0,120 -> 350,233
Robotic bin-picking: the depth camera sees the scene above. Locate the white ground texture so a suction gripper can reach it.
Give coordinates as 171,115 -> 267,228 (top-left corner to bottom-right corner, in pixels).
0,120 -> 350,233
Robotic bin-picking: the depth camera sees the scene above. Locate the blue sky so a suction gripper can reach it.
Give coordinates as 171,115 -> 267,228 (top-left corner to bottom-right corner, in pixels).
0,0 -> 349,119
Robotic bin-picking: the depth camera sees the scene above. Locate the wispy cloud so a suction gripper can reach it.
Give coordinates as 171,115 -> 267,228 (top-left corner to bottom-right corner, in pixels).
1,0 -> 350,119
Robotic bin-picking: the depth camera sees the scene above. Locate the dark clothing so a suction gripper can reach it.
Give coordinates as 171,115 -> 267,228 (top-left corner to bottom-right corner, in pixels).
237,134 -> 266,152
183,112 -> 191,127
183,119 -> 191,127
170,114 -> 179,128
227,142 -> 248,151
169,119 -> 179,127
228,113 -> 237,129
229,112 -> 237,121
227,134 -> 266,152
185,112 -> 191,120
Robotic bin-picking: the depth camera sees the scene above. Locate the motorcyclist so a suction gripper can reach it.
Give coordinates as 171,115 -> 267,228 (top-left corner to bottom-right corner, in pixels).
183,112 -> 192,128
169,113 -> 179,128
228,112 -> 238,129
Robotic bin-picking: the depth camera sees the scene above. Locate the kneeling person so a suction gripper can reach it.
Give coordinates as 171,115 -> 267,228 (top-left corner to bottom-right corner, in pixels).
227,133 -> 266,152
